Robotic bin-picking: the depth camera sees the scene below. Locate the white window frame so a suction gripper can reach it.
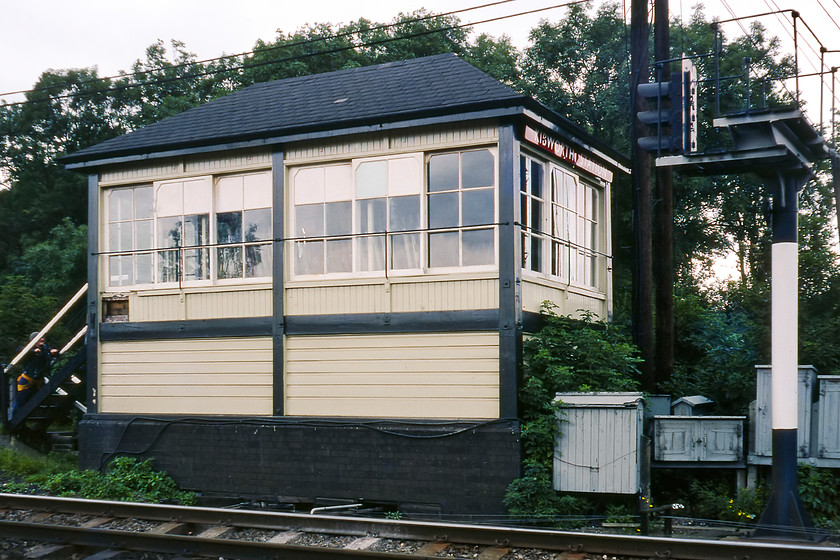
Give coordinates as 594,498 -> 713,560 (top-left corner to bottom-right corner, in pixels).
103,170 -> 272,290
519,152 -> 602,291
425,147 -> 498,272
289,153 -> 429,280
288,147 -> 499,280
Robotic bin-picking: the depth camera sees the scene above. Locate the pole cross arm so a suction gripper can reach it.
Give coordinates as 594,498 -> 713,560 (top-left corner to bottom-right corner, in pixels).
653,109 -> 829,178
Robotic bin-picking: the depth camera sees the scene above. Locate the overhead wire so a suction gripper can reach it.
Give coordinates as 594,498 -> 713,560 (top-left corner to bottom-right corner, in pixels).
1,0 -> 521,99
5,0 -> 840,140
0,0 -> 590,107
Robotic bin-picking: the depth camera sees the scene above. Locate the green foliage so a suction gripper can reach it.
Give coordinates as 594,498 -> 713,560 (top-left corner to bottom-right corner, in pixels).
687,479 -> 764,523
26,457 -> 195,505
503,463 -> 591,526
506,305 -> 641,518
667,286 -> 761,414
521,2 -> 629,150
523,306 -> 642,397
0,277 -> 58,361
798,465 -> 840,530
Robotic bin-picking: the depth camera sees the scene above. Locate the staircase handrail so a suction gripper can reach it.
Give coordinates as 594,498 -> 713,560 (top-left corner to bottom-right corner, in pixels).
59,325 -> 88,355
3,283 -> 87,374
8,346 -> 87,429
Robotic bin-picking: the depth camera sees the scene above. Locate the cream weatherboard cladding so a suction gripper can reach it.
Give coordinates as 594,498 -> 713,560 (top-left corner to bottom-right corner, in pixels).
99,150 -> 273,186
284,332 -> 500,418
284,124 -> 499,164
285,277 -> 498,315
99,337 -> 273,414
521,278 -> 607,319
127,287 -> 272,322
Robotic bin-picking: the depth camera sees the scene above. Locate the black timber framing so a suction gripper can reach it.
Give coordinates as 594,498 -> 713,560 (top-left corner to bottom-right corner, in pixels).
285,310 -> 498,334
99,318 -> 273,341
97,311 -> 499,342
498,123 -> 521,419
87,173 -> 99,414
272,149 -> 285,416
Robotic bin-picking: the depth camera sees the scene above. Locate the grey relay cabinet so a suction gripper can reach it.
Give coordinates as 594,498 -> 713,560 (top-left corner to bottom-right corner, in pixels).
816,375 -> 840,459
751,365 -> 817,459
553,392 -> 644,494
653,416 -> 744,464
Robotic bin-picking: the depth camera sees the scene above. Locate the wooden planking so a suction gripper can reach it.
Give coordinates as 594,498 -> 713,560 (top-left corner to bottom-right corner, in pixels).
102,385 -> 271,397
284,124 -> 497,164
285,332 -> 499,419
287,359 -> 499,373
281,372 -> 495,384
102,373 -> 271,384
286,331 -> 495,350
186,288 -> 272,319
521,278 -> 606,319
126,288 -> 272,322
286,398 -> 496,419
817,376 -> 840,458
99,337 -> 272,415
99,150 -> 271,186
183,150 -> 271,174
391,278 -> 497,312
285,278 -> 498,315
389,123 -> 498,151
99,396 -> 272,415
555,406 -> 640,494
285,384 -> 498,399
286,397 -> 492,419
130,293 -> 185,322
103,337 -> 271,352
285,283 -> 387,315
100,160 -> 182,185
285,134 -> 388,162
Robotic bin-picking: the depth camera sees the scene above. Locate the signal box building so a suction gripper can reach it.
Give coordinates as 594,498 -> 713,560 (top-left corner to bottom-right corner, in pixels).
63,54 -> 627,514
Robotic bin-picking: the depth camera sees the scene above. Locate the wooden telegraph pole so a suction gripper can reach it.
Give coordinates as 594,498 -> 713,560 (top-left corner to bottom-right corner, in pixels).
653,0 -> 675,386
630,0 -> 655,390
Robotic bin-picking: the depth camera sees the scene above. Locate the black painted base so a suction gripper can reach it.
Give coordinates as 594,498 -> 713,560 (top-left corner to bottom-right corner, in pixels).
754,429 -> 819,540
78,414 -> 522,515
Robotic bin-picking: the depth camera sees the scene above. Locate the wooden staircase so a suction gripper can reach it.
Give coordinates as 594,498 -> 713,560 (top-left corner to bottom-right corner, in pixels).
7,347 -> 87,452
2,284 -> 89,452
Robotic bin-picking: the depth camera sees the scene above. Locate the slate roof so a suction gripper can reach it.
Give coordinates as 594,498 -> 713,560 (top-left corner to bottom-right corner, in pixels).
63,53 -> 621,167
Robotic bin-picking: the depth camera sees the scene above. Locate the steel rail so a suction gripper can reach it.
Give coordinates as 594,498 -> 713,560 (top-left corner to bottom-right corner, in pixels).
0,520 -> 416,560
1,493 -> 838,560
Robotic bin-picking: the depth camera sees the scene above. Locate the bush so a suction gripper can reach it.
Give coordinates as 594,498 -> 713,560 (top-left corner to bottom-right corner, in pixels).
20,457 -> 195,505
506,305 -> 641,519
503,463 -> 592,527
798,464 -> 840,530
687,479 -> 764,523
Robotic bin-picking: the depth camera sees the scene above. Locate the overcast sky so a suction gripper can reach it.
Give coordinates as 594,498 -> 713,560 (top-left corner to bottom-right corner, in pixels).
2,0 -> 840,124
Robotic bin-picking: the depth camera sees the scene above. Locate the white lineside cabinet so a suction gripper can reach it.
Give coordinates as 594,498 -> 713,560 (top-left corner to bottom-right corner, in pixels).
817,376 -> 840,459
553,392 -> 644,494
753,365 -> 817,457
653,416 -> 744,462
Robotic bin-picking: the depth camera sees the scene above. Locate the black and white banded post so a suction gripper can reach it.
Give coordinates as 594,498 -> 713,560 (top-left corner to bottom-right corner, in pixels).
755,171 -> 814,538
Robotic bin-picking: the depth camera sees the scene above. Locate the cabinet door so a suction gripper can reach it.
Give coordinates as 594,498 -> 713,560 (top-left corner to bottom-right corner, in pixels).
699,420 -> 743,462
818,379 -> 840,458
655,419 -> 698,461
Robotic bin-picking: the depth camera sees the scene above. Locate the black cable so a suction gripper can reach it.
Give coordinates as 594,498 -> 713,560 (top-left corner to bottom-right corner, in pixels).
98,415 -> 520,468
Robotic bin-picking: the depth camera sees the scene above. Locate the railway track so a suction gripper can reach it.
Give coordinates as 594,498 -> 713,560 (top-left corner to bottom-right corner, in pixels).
0,493 -> 838,559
